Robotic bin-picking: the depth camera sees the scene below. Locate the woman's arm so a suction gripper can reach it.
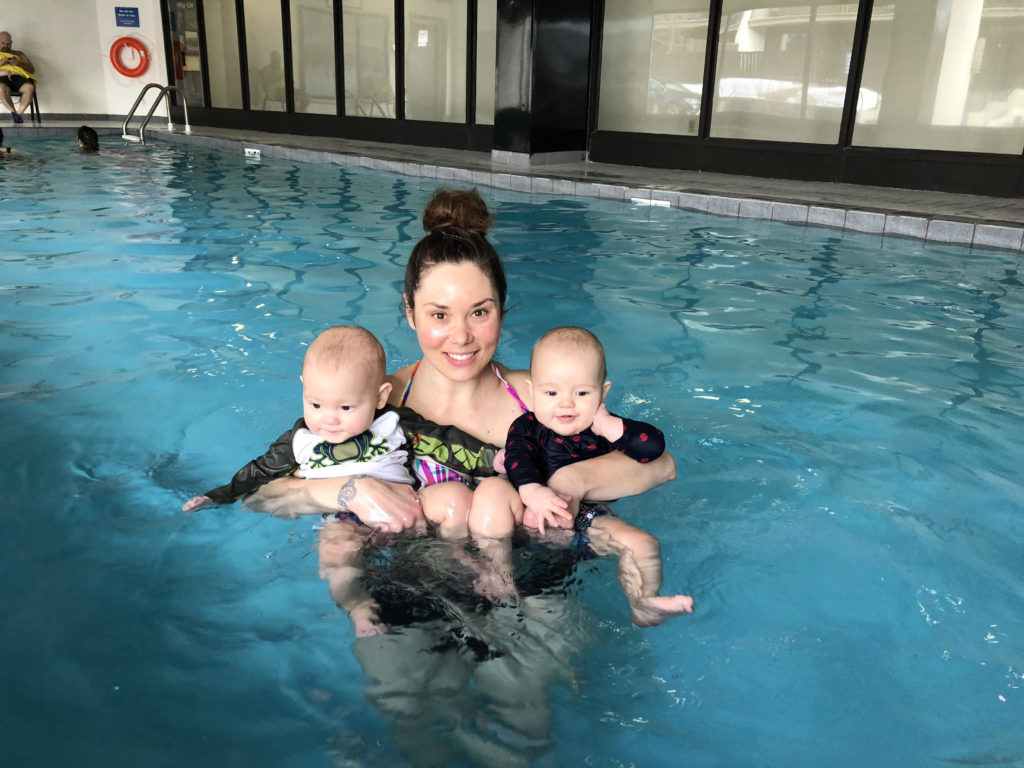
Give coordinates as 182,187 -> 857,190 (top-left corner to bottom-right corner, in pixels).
243,474 -> 424,533
547,449 -> 677,504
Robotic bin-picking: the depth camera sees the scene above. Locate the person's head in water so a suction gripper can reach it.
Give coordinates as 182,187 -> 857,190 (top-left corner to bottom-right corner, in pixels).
77,125 -> 99,152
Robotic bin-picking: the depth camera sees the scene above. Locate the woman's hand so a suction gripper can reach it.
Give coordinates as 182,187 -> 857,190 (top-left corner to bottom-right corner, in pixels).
340,476 -> 426,533
244,475 -> 425,533
547,450 -> 676,503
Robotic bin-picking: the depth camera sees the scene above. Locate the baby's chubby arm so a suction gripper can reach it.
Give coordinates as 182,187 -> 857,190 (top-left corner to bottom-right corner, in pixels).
590,403 -> 625,442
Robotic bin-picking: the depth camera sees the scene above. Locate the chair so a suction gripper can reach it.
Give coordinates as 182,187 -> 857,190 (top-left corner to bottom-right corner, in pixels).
10,87 -> 41,124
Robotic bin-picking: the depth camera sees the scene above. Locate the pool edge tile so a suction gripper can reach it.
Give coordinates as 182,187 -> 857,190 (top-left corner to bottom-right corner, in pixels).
845,210 -> 886,234
926,219 -> 975,246
808,206 -> 846,230
676,193 -> 710,213
738,199 -> 773,220
772,202 -> 809,224
972,224 -> 1024,253
707,195 -> 741,217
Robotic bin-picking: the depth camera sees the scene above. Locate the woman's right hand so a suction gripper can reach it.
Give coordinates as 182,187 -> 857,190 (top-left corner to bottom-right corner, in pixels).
244,475 -> 425,533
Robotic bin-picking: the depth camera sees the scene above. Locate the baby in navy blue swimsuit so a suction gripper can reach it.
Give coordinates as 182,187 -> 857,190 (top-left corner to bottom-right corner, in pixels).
503,326 -> 693,626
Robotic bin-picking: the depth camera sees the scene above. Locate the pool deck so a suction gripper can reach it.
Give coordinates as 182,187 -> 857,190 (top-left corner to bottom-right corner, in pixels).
11,119 -> 1024,253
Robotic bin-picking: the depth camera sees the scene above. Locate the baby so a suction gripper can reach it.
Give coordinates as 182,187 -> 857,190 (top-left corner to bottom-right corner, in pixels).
183,324 -> 417,635
503,326 -> 694,626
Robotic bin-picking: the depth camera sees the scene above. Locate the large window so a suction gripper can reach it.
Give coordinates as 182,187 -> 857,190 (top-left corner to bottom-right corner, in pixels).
404,0 -> 468,122
203,0 -> 243,109
243,0 -> 286,112
290,0 -> 337,115
475,0 -> 496,125
598,1 -> 709,135
343,1 -> 396,117
711,2 -> 858,143
854,1 -> 1024,154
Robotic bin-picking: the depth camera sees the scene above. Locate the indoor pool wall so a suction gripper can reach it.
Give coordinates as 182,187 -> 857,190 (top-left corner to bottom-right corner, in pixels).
1,138 -> 1022,768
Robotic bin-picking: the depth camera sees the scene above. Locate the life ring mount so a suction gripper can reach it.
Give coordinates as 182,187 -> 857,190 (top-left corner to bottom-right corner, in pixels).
110,37 -> 150,78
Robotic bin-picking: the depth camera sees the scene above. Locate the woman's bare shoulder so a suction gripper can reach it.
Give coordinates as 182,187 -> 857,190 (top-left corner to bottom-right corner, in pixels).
494,362 -> 532,409
386,362 -> 417,406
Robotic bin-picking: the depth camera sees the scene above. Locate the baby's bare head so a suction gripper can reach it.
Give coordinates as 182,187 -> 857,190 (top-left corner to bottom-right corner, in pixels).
303,325 -> 386,384
531,326 -> 607,383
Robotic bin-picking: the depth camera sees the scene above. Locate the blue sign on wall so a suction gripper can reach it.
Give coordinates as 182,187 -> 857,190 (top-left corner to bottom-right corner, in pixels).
115,7 -> 141,28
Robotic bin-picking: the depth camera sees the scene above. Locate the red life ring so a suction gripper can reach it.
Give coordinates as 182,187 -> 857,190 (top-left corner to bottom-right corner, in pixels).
109,37 -> 150,78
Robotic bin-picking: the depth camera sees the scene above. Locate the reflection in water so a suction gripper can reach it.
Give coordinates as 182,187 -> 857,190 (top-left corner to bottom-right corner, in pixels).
331,534 -> 587,767
943,262 -> 1024,414
775,242 -> 841,383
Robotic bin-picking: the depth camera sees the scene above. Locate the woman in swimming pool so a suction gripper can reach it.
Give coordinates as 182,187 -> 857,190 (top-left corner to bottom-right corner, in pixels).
246,187 -> 676,539
245,188 -> 679,763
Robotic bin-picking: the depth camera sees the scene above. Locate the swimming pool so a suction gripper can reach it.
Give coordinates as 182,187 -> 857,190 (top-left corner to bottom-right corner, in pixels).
2,139 -> 1022,767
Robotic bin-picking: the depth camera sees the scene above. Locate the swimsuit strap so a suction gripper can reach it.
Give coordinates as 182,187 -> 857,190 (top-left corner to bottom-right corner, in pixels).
399,360 -> 421,407
399,359 -> 529,413
493,364 -> 530,413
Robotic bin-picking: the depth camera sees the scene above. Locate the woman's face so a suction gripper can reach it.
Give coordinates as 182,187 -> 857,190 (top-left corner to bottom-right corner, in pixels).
406,261 -> 503,382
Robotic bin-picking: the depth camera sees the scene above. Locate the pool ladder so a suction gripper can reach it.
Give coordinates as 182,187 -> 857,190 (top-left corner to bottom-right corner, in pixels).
122,83 -> 192,144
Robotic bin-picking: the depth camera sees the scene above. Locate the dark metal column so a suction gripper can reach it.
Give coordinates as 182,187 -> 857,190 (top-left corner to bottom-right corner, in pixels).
493,0 -> 594,162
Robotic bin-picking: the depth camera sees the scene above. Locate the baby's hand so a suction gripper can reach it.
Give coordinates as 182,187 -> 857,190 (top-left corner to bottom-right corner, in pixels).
591,403 -> 624,442
182,495 -> 213,513
519,484 -> 573,535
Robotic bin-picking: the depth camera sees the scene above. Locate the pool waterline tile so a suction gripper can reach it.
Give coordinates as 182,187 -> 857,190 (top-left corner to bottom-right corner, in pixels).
707,196 -> 741,217
738,199 -> 773,220
147,128 -> 1024,253
772,202 -> 808,224
927,219 -> 975,246
973,224 -> 1024,253
807,206 -> 846,230
845,210 -> 886,234
884,215 -> 929,240
676,193 -> 710,213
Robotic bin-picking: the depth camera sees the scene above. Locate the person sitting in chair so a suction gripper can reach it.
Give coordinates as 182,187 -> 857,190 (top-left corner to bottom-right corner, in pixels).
0,31 -> 35,124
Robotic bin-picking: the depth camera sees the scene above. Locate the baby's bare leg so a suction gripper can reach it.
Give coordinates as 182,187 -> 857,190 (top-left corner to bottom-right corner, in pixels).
468,476 -> 523,538
586,515 -> 694,627
466,477 -> 525,600
418,481 -> 473,539
317,521 -> 383,637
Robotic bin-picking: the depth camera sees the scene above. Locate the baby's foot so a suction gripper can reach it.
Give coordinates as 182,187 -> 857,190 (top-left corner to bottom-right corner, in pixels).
349,601 -> 387,638
630,594 -> 695,627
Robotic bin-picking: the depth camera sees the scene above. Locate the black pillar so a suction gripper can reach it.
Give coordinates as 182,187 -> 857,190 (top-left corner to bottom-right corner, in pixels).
493,0 -> 594,163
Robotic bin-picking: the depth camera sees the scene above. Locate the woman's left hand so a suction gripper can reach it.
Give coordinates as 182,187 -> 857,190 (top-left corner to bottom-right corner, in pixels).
548,450 -> 676,502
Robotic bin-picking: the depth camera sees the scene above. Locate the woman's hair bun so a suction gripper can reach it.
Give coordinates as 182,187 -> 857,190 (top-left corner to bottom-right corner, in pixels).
422,188 -> 493,235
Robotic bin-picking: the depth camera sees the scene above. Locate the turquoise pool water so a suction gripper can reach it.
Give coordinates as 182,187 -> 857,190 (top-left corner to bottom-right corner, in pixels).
1,139 -> 1022,767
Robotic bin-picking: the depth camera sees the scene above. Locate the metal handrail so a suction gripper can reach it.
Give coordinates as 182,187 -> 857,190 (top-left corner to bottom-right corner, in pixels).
122,83 -> 191,144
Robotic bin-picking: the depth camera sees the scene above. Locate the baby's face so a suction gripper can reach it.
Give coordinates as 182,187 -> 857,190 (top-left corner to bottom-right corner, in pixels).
302,362 -> 386,444
530,343 -> 607,436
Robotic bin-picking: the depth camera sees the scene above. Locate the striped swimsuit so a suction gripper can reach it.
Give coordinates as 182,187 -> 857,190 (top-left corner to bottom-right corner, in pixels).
399,361 -> 528,487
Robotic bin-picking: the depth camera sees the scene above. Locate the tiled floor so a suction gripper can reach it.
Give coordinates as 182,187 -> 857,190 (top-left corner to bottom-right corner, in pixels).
10,119 -> 1024,253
